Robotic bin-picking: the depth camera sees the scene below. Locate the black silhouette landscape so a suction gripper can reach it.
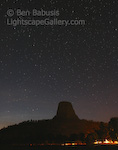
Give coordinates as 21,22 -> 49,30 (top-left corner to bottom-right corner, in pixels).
1,101 -> 118,148
0,102 -> 100,145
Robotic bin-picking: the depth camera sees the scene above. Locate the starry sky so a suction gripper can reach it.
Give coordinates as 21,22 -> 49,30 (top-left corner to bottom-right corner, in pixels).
0,0 -> 118,129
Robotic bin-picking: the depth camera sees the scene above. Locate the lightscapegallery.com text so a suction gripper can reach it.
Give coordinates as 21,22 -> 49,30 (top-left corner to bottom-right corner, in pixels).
7,18 -> 85,26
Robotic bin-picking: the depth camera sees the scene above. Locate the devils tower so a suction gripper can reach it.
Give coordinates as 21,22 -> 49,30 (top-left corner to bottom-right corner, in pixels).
52,101 -> 99,136
53,101 -> 79,120
0,101 -> 100,144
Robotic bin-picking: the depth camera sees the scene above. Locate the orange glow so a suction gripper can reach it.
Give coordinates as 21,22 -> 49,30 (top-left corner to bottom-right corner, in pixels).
65,143 -> 72,146
94,139 -> 118,145
114,141 -> 118,144
61,142 -> 85,146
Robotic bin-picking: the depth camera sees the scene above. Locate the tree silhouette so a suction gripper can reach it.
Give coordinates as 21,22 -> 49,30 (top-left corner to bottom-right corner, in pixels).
109,117 -> 118,141
96,122 -> 109,141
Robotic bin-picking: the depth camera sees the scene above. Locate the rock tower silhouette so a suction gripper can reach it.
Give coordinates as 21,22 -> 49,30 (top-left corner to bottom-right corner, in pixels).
53,101 -> 79,120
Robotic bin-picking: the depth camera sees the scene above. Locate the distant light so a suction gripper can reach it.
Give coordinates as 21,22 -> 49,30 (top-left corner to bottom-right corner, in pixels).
94,139 -> 118,145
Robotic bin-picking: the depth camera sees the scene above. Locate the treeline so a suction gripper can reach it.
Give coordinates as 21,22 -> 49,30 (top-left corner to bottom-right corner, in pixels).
86,117 -> 118,145
0,117 -> 117,145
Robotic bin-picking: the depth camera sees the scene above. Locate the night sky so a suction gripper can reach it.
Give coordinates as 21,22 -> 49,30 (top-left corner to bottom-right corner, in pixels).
0,0 -> 118,129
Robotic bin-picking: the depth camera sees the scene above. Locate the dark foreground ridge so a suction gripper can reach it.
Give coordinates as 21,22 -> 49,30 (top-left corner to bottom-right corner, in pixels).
0,101 -> 102,145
